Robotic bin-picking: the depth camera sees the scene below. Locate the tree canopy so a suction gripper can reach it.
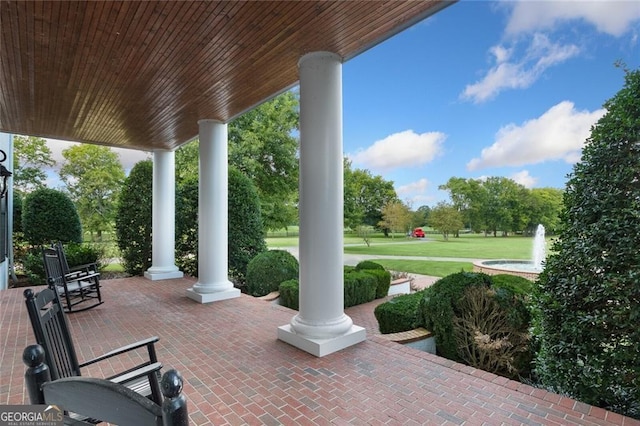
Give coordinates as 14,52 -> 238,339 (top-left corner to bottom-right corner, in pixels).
439,176 -> 563,236
59,144 -> 125,238
534,66 -> 640,419
175,91 -> 299,231
344,158 -> 397,231
12,135 -> 55,193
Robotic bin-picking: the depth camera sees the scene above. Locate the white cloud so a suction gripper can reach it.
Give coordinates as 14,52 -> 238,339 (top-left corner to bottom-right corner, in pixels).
505,1 -> 640,37
467,101 -> 605,170
510,170 -> 538,188
350,130 -> 445,171
397,178 -> 429,197
396,178 -> 433,207
461,34 -> 580,103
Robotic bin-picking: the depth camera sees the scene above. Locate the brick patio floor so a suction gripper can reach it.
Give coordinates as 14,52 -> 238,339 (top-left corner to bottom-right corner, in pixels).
1,276 -> 638,426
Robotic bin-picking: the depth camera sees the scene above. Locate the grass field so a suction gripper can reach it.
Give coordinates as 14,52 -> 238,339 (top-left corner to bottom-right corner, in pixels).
371,259 -> 473,277
268,233 -> 550,260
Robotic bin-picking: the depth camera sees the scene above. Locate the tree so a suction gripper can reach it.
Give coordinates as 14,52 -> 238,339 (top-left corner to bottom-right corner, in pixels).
229,91 -> 299,230
12,135 -> 55,193
22,188 -> 82,245
428,202 -> 463,241
175,92 -> 300,231
412,205 -> 431,228
115,160 -> 153,276
175,167 -> 267,286
378,200 -> 411,237
59,144 -> 125,239
439,177 -> 486,234
534,67 -> 640,419
344,159 -> 397,232
527,188 -> 563,234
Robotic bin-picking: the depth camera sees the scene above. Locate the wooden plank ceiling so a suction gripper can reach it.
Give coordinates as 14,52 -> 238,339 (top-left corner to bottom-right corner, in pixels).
0,1 -> 452,151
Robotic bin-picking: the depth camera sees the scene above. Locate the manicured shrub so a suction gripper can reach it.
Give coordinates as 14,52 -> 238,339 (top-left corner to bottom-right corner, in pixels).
23,250 -> 45,285
174,167 -> 267,286
246,250 -> 299,297
453,285 -> 532,379
419,272 -> 492,361
227,167 -> 267,285
419,271 -> 533,379
363,269 -> 392,299
175,176 -> 198,276
279,279 -> 299,310
344,270 -> 377,308
343,265 -> 355,274
115,160 -> 152,276
355,260 -> 385,271
374,291 -> 424,334
22,188 -> 82,245
63,242 -> 101,270
534,68 -> 640,419
490,274 -> 532,295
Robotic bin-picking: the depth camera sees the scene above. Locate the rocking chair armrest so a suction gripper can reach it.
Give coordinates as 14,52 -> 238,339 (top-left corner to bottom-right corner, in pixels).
64,270 -> 100,282
108,362 -> 163,386
79,336 -> 160,368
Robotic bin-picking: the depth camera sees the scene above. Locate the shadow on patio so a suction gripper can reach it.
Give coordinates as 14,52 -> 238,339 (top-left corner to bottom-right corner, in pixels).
1,276 -> 637,425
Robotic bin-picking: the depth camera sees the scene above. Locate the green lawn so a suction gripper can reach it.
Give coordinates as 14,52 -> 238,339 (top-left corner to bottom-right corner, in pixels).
343,234 -> 551,260
371,259 -> 473,277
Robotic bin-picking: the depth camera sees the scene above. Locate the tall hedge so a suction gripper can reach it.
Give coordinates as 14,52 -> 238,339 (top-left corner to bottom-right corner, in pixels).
22,188 -> 82,245
227,167 -> 267,284
534,68 -> 640,419
175,175 -> 199,276
175,166 -> 267,285
115,160 -> 152,275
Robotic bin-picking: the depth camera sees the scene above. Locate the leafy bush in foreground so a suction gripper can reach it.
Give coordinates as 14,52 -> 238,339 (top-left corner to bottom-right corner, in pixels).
246,250 -> 299,297
534,67 -> 640,419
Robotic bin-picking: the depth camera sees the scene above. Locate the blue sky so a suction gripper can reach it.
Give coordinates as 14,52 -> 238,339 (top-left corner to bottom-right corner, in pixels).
343,0 -> 640,207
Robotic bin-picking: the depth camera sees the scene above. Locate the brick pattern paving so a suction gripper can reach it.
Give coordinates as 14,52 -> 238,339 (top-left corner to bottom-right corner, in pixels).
1,277 -> 638,426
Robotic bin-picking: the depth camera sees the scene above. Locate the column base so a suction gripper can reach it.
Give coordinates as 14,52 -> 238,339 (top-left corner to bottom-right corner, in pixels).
277,324 -> 366,357
186,287 -> 240,304
144,268 -> 184,281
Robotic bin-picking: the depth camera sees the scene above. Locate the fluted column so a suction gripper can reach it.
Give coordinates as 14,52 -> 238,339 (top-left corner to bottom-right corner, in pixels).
145,150 -> 183,281
186,120 -> 240,303
278,52 -> 365,356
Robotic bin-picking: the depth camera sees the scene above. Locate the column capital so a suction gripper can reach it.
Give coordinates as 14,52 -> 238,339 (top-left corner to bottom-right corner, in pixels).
298,51 -> 342,67
197,118 -> 225,125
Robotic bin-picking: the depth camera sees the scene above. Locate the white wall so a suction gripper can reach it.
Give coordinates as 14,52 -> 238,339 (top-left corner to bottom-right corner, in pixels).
0,132 -> 12,291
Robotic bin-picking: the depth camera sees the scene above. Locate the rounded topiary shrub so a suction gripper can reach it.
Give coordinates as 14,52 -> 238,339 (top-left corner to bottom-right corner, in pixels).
22,188 -> 82,246
115,160 -> 152,276
246,250 -> 299,297
354,260 -> 385,271
279,279 -> 299,310
374,291 -> 424,334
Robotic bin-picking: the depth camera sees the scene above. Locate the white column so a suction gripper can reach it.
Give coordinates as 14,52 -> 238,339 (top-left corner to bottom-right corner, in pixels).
145,150 -> 183,280
186,120 -> 240,303
278,52 -> 365,357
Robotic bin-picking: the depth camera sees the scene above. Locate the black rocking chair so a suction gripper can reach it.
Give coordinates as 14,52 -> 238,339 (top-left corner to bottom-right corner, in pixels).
42,245 -> 102,312
24,345 -> 188,426
23,286 -> 163,406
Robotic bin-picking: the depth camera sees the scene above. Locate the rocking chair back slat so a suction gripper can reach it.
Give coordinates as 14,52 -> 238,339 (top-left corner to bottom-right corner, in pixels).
24,287 -> 81,381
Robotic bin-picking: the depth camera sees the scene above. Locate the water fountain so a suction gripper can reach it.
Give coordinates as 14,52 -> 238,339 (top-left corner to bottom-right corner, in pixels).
473,224 -> 546,281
